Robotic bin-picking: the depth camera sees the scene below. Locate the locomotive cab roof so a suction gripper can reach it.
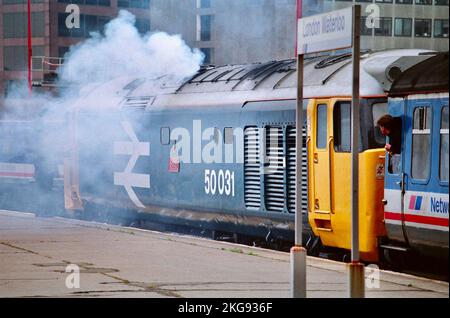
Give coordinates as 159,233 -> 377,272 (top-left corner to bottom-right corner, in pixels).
388,52 -> 449,96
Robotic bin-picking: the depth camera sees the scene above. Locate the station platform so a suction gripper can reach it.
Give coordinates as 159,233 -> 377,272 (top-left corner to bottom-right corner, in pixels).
0,210 -> 448,298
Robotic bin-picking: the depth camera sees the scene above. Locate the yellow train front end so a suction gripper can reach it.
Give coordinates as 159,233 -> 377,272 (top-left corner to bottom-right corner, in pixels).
307,98 -> 387,262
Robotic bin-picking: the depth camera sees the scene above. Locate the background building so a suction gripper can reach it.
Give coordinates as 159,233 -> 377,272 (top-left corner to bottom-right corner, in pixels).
1,0 -> 448,106
150,0 -> 448,65
0,0 -> 150,103
150,0 -> 300,65
325,0 -> 449,52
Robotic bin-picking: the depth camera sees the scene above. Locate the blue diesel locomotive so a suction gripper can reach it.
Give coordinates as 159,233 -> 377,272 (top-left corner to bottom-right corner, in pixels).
63,49 -> 448,262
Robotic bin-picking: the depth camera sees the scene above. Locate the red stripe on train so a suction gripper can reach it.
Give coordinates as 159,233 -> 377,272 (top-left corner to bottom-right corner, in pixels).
385,212 -> 449,227
0,172 -> 34,178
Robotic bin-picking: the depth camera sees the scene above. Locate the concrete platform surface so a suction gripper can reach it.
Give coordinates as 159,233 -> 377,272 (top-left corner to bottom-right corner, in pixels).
0,210 -> 448,298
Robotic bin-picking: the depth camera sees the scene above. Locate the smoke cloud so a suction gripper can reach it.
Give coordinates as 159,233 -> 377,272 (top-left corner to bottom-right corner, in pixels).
0,10 -> 204,218
60,10 -> 203,86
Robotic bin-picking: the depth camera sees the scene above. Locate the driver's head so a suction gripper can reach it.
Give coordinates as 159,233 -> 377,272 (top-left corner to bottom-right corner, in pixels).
377,115 -> 394,136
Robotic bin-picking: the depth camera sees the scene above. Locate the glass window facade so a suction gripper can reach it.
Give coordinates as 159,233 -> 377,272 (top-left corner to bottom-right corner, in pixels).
3,46 -> 44,71
117,0 -> 150,8
200,48 -> 213,64
200,0 -> 212,8
361,17 -> 373,36
200,15 -> 212,41
434,20 -> 449,38
395,18 -> 412,37
3,12 -> 45,38
58,0 -> 111,5
375,17 -> 392,36
3,0 -> 44,3
415,19 -> 432,37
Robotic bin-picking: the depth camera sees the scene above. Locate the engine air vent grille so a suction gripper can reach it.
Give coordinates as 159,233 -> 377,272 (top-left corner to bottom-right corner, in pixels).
286,126 -> 308,214
264,126 -> 284,213
244,127 -> 261,210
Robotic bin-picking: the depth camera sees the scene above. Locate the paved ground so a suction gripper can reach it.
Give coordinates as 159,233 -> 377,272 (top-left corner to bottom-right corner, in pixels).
0,210 -> 448,298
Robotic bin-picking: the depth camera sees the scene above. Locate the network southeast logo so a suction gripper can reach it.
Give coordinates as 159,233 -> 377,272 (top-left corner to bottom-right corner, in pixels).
409,195 -> 424,211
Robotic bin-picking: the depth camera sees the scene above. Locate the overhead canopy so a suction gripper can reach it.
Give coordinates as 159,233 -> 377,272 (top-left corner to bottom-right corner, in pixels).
389,52 -> 449,95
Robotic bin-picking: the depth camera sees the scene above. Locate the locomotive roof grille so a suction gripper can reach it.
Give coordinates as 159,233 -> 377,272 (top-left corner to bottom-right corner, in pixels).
252,60 -> 295,90
314,53 -> 352,69
121,96 -> 154,111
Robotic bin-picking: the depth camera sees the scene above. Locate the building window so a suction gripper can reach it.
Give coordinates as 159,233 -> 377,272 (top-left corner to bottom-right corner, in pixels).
200,15 -> 213,41
395,0 -> 413,3
356,0 -> 372,2
333,102 -> 351,152
3,0 -> 44,3
411,107 -> 432,180
415,0 -> 432,4
434,20 -> 449,38
200,48 -> 213,64
58,0 -> 110,5
415,19 -> 432,37
440,107 -> 449,182
3,12 -> 45,38
199,0 -> 212,8
117,0 -> 149,8
376,0 -> 393,2
435,0 -> 449,5
316,104 -> 327,149
3,46 -> 44,71
361,17 -> 373,36
374,18 -> 392,36
395,18 -> 412,37
4,80 -> 27,97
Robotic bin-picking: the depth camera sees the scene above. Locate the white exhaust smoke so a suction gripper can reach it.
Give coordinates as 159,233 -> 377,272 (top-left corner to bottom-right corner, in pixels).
61,10 -> 204,87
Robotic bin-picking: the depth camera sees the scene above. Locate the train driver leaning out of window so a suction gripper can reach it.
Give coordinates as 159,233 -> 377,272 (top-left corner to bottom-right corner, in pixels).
377,114 -> 402,155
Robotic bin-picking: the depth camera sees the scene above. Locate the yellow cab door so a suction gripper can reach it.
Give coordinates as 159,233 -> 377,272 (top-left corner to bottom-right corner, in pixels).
309,100 -> 333,230
328,99 -> 352,249
308,98 -> 352,246
308,98 -> 385,261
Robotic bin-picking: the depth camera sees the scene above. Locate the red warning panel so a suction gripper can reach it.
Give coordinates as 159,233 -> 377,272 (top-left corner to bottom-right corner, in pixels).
168,143 -> 180,173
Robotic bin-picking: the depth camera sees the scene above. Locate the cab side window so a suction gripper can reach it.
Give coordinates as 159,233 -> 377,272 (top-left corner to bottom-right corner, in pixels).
411,107 -> 432,180
333,102 -> 351,152
386,116 -> 403,175
440,106 -> 449,182
316,104 -> 327,149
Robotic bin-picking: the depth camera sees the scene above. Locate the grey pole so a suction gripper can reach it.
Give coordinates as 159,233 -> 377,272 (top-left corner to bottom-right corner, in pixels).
348,4 -> 365,298
295,55 -> 304,247
291,53 -> 307,298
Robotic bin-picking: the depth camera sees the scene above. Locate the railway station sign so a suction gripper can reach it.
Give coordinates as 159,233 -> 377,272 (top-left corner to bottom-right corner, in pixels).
297,7 -> 353,55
